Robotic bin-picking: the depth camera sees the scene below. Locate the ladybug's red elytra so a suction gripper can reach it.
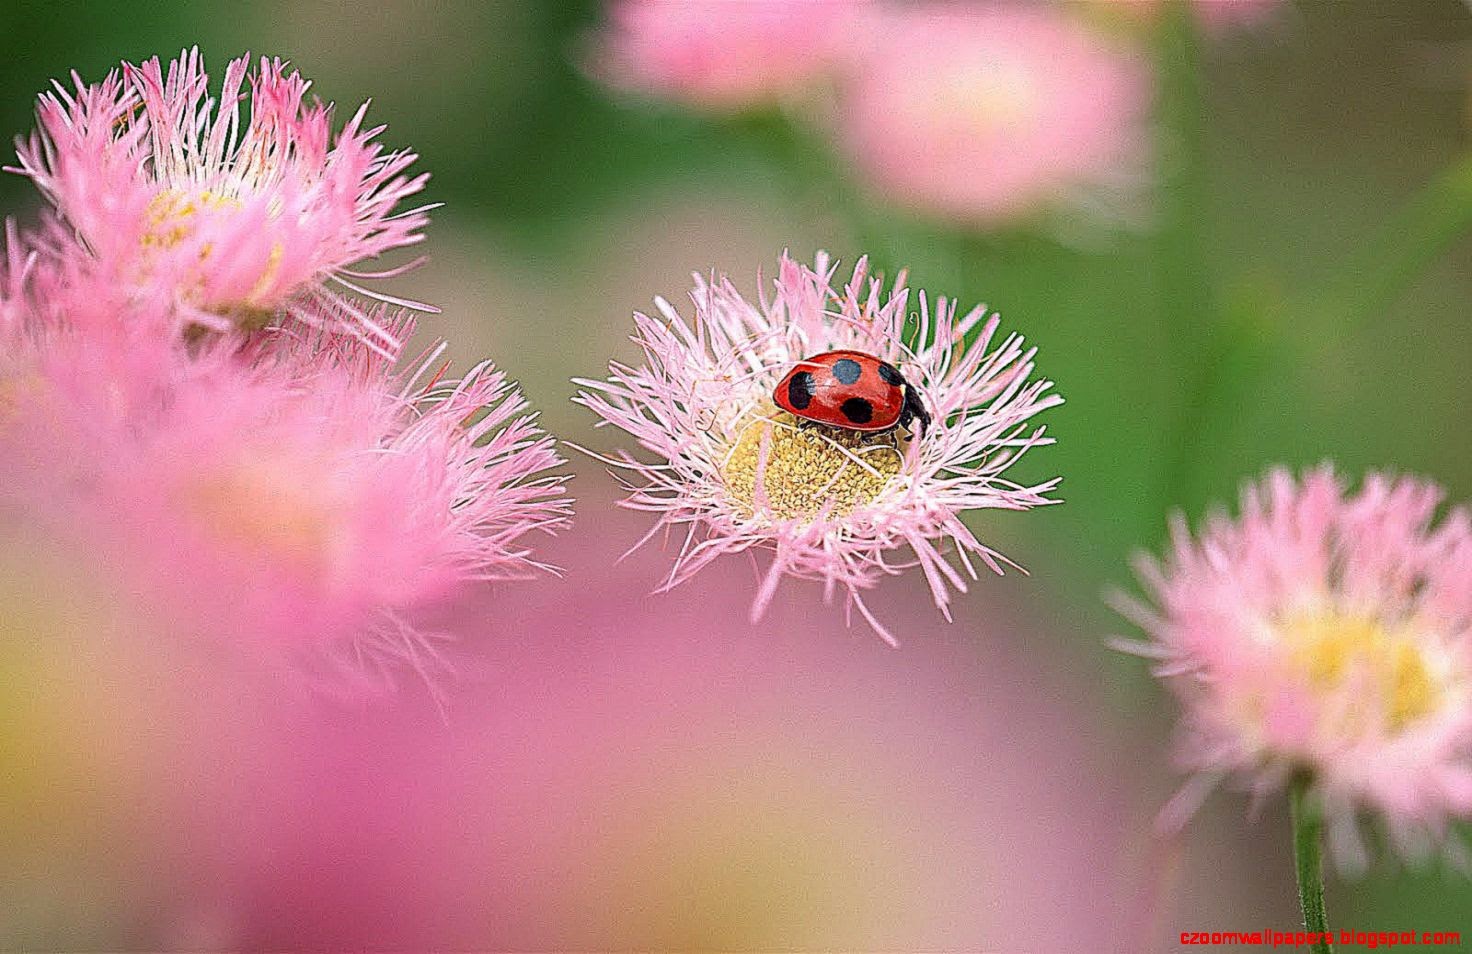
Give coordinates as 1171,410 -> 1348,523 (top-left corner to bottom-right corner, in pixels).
772,350 -> 932,436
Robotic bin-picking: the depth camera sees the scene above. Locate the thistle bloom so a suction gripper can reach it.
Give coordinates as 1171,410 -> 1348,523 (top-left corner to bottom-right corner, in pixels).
11,48 -> 432,343
575,253 -> 1061,643
0,239 -> 570,680
835,5 -> 1150,228
87,319 -> 570,679
592,0 -> 870,111
1116,467 -> 1472,870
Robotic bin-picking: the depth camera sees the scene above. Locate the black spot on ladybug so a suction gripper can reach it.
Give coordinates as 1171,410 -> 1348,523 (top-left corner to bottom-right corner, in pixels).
787,371 -> 815,410
831,357 -> 862,385
878,362 -> 903,386
840,397 -> 874,425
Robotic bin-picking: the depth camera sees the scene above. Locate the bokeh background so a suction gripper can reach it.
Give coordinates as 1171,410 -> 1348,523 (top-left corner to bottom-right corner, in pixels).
2,0 -> 1471,950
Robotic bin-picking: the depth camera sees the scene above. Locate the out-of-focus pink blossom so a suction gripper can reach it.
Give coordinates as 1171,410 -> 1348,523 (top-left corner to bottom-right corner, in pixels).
23,499 -> 1136,950
95,324 -> 568,679
576,252 -> 1060,643
11,48 -> 433,344
1116,466 -> 1472,871
835,4 -> 1151,228
591,0 -> 871,110
0,235 -> 569,681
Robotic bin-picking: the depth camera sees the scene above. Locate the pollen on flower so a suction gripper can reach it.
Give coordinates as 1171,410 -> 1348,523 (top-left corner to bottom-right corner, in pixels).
1279,610 -> 1446,735
144,189 -> 284,327
141,190 -> 241,251
720,408 -> 903,522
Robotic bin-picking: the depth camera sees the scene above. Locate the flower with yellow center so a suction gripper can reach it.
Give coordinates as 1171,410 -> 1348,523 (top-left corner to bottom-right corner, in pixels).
14,48 -> 433,343
1116,467 -> 1472,870
720,409 -> 903,522
576,252 -> 1061,644
1279,610 -> 1448,737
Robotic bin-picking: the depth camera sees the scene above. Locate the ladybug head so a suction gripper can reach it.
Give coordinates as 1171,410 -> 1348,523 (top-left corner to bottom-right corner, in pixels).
899,382 -> 931,437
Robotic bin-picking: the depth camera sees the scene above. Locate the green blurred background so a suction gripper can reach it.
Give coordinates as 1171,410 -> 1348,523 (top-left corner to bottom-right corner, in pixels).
2,0 -> 1471,946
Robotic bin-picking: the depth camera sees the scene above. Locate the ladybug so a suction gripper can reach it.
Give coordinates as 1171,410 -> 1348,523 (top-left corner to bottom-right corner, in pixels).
772,350 -> 931,436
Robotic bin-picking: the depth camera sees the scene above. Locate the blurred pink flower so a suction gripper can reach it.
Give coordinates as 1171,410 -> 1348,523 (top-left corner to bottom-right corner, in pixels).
575,252 -> 1060,643
1116,466 -> 1472,871
835,4 -> 1151,228
0,221 -> 185,489
0,242 -> 570,680
90,320 -> 568,679
11,48 -> 432,344
592,0 -> 870,110
78,498 -> 1136,950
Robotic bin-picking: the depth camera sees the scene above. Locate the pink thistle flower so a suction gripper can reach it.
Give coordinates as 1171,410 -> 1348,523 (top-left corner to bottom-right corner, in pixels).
0,244 -> 570,683
1115,467 -> 1472,871
575,252 -> 1061,644
834,4 -> 1151,229
10,48 -> 432,345
79,318 -> 571,682
591,0 -> 872,111
0,220 -> 185,482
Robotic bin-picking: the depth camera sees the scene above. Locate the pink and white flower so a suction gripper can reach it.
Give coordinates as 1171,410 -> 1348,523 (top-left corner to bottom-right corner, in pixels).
1116,467 -> 1472,870
0,238 -> 570,682
11,48 -> 432,345
575,252 -> 1061,643
591,0 -> 871,111
835,4 -> 1150,228
92,318 -> 570,680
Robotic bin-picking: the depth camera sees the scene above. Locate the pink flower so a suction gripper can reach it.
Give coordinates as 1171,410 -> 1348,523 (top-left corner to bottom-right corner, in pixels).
93,320 -> 569,680
0,240 -> 570,681
835,4 -> 1151,228
0,221 -> 184,485
1116,467 -> 1472,870
591,0 -> 871,111
11,48 -> 432,344
575,252 -> 1061,644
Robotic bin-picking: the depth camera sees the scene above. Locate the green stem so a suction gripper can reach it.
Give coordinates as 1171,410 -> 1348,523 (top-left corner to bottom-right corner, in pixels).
1155,0 -> 1216,516
1289,775 -> 1333,953
1312,154 -> 1472,331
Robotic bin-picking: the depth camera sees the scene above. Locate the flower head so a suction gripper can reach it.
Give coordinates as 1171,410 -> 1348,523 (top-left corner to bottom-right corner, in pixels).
835,4 -> 1150,228
0,256 -> 570,683
591,0 -> 871,111
11,48 -> 432,344
575,252 -> 1061,643
1116,467 -> 1472,870
97,317 -> 569,680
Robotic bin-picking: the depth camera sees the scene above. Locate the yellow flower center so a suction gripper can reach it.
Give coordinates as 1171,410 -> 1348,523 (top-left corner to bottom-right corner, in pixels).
720,409 -> 903,522
938,62 -> 1041,133
142,189 -> 241,251
185,454 -> 347,571
1280,609 -> 1445,735
141,189 -> 285,323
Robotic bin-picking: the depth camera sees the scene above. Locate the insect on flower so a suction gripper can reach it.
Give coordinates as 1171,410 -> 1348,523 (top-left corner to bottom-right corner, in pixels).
575,252 -> 1061,644
772,349 -> 931,436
